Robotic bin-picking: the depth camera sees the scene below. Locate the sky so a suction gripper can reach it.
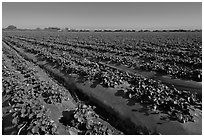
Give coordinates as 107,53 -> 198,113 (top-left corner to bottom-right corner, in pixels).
2,2 -> 202,30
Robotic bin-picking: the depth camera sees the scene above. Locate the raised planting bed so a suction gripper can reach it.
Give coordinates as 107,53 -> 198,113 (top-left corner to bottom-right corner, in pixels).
2,42 -> 123,135
6,41 -> 202,135
99,61 -> 202,97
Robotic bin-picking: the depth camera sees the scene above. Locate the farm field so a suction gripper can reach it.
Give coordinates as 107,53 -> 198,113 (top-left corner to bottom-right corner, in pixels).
2,30 -> 202,135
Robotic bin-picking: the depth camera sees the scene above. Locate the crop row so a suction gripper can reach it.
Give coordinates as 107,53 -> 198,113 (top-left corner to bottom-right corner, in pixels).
2,43 -> 122,135
3,49 -> 58,134
6,31 -> 201,82
3,36 -> 202,124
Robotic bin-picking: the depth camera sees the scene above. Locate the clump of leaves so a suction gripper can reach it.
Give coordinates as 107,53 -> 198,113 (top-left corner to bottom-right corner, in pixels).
66,104 -> 115,135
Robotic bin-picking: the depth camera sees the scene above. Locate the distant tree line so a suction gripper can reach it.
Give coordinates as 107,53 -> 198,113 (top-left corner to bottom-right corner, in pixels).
44,27 -> 61,31
94,29 -> 136,32
152,29 -> 202,32
65,28 -> 90,32
3,25 -> 202,32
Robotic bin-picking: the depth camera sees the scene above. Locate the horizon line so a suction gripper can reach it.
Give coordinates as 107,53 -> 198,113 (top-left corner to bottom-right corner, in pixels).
2,25 -> 202,31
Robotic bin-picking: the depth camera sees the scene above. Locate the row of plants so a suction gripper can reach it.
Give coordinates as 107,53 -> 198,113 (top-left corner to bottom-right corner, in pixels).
2,50 -> 58,135
124,77 -> 201,123
11,32 -> 202,82
3,36 -> 202,124
3,38 -> 123,135
6,31 -> 201,81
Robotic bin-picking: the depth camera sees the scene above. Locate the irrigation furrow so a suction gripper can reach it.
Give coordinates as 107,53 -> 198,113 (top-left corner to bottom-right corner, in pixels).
2,41 -> 123,135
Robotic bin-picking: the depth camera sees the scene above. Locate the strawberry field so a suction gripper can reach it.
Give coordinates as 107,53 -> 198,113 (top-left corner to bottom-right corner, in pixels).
2,30 -> 202,135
